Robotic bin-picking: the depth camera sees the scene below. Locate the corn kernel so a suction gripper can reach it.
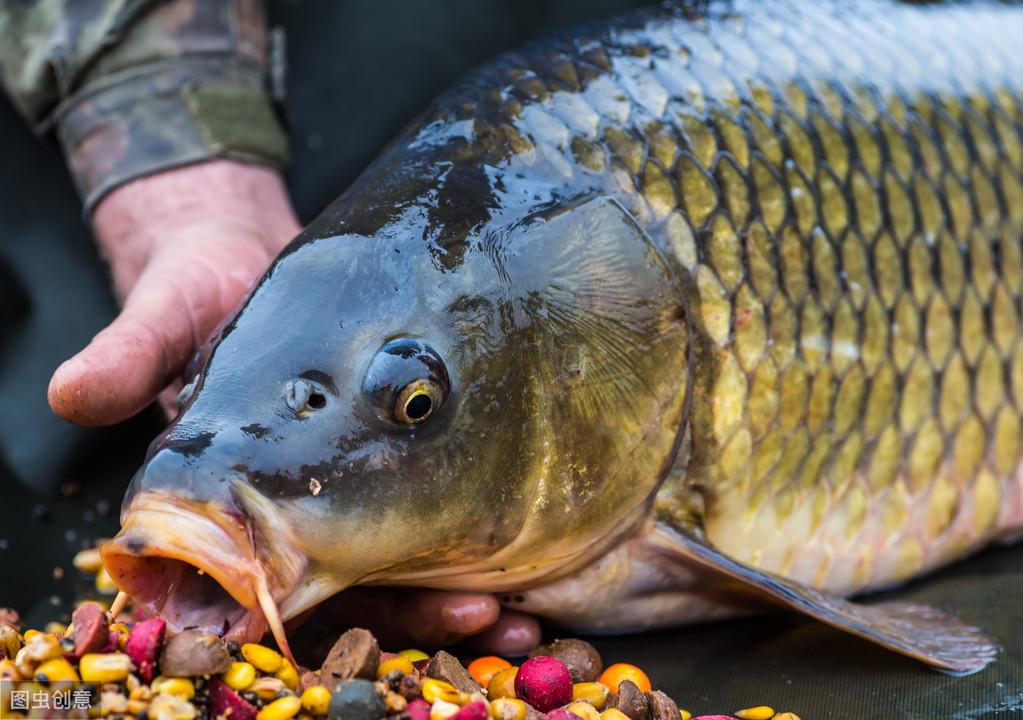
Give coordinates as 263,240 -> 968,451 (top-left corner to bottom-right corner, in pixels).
572,683 -> 609,710
19,633 -> 61,663
567,701 -> 600,720
224,661 -> 257,691
257,695 -> 302,720
489,698 -> 527,720
95,568 -> 119,595
35,658 -> 79,683
277,658 -> 299,690
242,643 -> 283,673
422,678 -> 463,705
486,667 -> 518,700
773,714 -> 801,720
377,656 -> 415,678
129,684 -> 152,702
431,699 -> 461,720
148,693 -> 197,720
72,549 -> 103,574
44,623 -> 66,636
735,706 -> 775,720
300,686 -> 331,716
600,710 -> 631,720
385,692 -> 407,713
22,630 -> 41,642
0,659 -> 20,681
80,653 -> 132,683
679,711 -> 692,720
127,699 -> 150,716
398,649 -> 430,662
102,689 -> 130,715
153,677 -> 196,700
249,677 -> 287,701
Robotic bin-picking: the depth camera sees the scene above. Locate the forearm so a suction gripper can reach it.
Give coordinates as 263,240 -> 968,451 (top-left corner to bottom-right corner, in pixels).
0,0 -> 286,213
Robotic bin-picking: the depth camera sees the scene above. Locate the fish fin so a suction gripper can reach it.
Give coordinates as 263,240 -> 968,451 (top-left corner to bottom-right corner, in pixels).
649,520 -> 998,674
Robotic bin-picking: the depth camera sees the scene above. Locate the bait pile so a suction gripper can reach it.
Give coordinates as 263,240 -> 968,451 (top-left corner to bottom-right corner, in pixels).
0,549 -> 803,720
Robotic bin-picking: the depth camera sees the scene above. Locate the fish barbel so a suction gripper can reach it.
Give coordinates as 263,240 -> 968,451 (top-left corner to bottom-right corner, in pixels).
103,0 -> 1023,674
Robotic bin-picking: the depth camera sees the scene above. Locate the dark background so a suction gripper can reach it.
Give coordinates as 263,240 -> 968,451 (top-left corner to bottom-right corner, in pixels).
0,2 -> 1020,718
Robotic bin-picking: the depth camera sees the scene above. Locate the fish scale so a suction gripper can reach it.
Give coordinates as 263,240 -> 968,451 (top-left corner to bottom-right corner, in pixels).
426,0 -> 1023,595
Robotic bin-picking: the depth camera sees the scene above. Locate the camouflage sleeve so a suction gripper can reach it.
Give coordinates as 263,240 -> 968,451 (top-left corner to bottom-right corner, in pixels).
0,0 -> 287,213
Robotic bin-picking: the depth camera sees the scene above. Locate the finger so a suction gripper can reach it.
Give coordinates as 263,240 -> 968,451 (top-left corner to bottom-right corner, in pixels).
399,591 -> 501,647
460,610 -> 541,656
49,238 -> 269,425
306,588 -> 502,650
158,381 -> 184,421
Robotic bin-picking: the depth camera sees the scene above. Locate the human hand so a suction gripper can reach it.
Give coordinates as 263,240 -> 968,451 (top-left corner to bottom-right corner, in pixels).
47,160 -> 302,425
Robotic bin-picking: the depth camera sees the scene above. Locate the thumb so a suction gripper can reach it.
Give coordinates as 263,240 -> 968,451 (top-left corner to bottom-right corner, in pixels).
48,238 -> 270,426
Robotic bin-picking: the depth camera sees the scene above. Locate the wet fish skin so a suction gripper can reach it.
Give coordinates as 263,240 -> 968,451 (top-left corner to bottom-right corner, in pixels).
103,0 -> 1023,672
375,0 -> 1023,597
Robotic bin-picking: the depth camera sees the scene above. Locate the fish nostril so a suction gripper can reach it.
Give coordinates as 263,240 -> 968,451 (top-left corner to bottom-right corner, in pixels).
308,392 -> 326,409
285,379 -> 326,413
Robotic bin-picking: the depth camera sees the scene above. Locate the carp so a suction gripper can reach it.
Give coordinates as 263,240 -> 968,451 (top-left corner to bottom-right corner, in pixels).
102,0 -> 1023,674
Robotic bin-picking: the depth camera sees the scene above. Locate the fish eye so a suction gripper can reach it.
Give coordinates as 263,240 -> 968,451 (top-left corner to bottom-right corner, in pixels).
364,338 -> 450,427
394,378 -> 443,424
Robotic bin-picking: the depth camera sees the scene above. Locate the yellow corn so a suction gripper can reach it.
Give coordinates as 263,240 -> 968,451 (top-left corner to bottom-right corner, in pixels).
34,658 -> 79,683
773,714 -> 801,720
679,711 -> 692,720
398,649 -> 430,662
600,710 -> 631,720
129,682 -> 152,702
94,568 -> 119,594
566,702 -> 600,720
19,633 -> 61,663
21,630 -> 40,642
422,678 -> 463,705
385,692 -> 407,713
300,686 -> 331,716
489,698 -> 527,720
148,694 -> 197,720
0,659 -> 20,680
572,683 -> 609,710
277,658 -> 299,690
44,623 -> 66,636
241,643 -> 283,673
127,699 -> 150,716
735,707 -> 775,720
80,653 -> 132,683
430,699 -> 461,720
224,661 -> 257,691
377,656 -> 415,678
257,695 -> 302,720
153,677 -> 196,700
72,548 -> 103,574
249,677 -> 287,701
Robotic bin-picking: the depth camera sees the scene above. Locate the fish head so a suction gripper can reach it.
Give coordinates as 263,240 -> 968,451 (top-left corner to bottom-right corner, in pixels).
102,190 -> 689,644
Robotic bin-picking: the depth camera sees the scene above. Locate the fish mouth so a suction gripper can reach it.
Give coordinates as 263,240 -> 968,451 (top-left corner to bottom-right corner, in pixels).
101,493 -> 306,657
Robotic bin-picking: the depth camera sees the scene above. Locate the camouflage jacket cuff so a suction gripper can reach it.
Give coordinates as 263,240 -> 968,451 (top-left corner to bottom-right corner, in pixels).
54,57 -> 288,214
